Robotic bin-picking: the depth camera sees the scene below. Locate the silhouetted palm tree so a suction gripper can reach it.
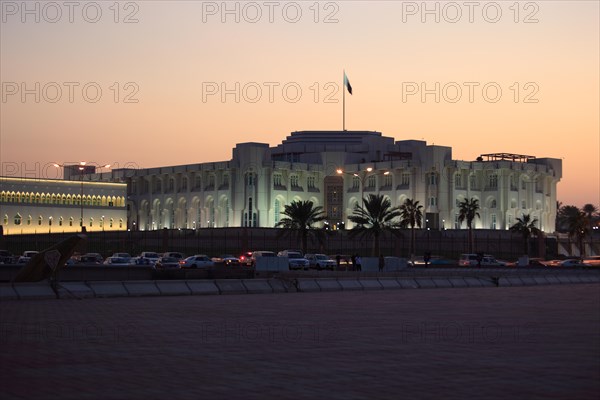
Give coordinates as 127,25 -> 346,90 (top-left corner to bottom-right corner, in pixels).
557,205 -> 586,254
399,198 -> 423,258
582,204 -> 598,253
275,200 -> 326,254
458,198 -> 480,253
509,214 -> 541,256
348,194 -> 400,256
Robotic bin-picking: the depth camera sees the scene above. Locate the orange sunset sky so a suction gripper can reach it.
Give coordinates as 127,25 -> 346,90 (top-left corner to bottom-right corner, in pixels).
1,0 -> 598,208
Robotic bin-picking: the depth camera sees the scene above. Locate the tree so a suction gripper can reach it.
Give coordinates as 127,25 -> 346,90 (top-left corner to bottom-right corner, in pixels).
398,198 -> 423,258
458,198 -> 480,253
275,200 -> 326,254
509,214 -> 541,256
582,203 -> 598,253
557,205 -> 588,255
348,194 -> 400,256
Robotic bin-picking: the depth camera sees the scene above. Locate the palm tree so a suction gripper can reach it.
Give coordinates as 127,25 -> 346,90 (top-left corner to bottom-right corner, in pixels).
582,204 -> 598,253
557,205 -> 586,254
348,194 -> 400,256
509,214 -> 541,256
398,198 -> 423,258
458,198 -> 480,253
275,200 -> 326,254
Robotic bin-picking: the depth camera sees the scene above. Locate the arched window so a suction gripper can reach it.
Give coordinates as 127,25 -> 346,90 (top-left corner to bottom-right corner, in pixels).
59,217 -> 63,226
27,215 -> 32,225
274,199 -> 281,225
14,214 -> 21,225
110,218 -> 114,228
38,216 -> 43,226
119,219 -> 123,228
3,214 -> 8,225
69,217 -> 74,227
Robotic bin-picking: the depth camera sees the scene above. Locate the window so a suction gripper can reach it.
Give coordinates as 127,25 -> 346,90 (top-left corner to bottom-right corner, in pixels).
155,179 -> 162,193
352,176 -> 360,189
521,178 -> 526,190
169,178 -> 175,192
274,199 -> 281,224
119,219 -> 123,228
511,199 -> 517,209
488,174 -> 498,189
222,174 -> 229,187
307,176 -> 316,189
208,175 -> 215,188
401,173 -> 410,187
490,214 -> 497,229
59,217 -> 63,226
27,215 -> 32,225
521,200 -> 526,209
14,214 -> 21,225
69,217 -> 73,227
429,173 -> 437,185
181,177 -> 188,191
469,175 -> 477,190
290,175 -> 299,187
273,174 -> 282,186
367,175 -> 376,188
48,217 -> 53,226
383,175 -> 392,187
195,175 -> 202,189
110,218 -> 114,228
89,218 -> 93,227
246,173 -> 254,187
455,173 -> 462,188
490,199 -> 497,209
507,214 -> 512,227
454,213 -> 460,229
429,197 -> 437,206
38,216 -> 43,226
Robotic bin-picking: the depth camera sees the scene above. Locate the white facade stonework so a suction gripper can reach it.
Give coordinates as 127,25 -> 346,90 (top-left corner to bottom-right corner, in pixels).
108,131 -> 561,233
0,177 -> 127,234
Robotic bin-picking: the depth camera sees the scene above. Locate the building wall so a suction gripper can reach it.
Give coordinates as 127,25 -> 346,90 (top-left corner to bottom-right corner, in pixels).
112,131 -> 561,234
0,177 -> 127,234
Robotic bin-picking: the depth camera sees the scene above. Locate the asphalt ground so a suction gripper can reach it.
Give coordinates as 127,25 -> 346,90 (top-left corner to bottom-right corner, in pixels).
1,284 -> 599,399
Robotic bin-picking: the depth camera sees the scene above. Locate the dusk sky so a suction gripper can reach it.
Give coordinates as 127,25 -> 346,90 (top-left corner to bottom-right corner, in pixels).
1,0 -> 598,208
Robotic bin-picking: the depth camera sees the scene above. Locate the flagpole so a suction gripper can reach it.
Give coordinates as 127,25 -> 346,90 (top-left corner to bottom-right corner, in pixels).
343,70 -> 346,131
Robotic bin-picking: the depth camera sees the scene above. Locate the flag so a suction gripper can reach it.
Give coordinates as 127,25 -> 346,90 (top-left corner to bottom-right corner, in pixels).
344,72 -> 352,95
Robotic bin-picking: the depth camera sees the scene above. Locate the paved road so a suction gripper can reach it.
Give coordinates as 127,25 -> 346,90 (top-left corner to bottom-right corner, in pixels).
1,285 -> 599,399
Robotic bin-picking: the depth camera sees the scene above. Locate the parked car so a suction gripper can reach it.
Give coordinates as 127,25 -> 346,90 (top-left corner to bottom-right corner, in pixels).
133,252 -> 160,265
250,251 -> 276,266
79,253 -> 104,264
211,254 -> 240,266
558,258 -> 587,267
277,250 -> 310,270
104,257 -> 132,266
582,256 -> 600,267
0,250 -> 15,264
179,255 -> 214,269
458,254 -> 506,267
163,252 -> 184,260
155,256 -> 181,269
239,251 -> 253,266
305,253 -> 336,270
111,252 -> 132,261
18,251 -> 39,264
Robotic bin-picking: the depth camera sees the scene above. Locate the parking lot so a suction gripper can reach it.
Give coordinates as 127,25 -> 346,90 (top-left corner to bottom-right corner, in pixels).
1,284 -> 599,399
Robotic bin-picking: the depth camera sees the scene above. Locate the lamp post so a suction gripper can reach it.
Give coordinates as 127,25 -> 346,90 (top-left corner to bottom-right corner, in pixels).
54,162 -> 110,233
337,167 -> 389,208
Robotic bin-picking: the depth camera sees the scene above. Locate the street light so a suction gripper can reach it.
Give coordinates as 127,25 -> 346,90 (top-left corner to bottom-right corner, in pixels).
337,167 -> 390,208
54,162 -> 110,233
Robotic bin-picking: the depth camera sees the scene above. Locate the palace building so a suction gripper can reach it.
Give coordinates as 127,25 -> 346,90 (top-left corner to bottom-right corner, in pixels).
103,130 -> 561,233
0,176 -> 127,234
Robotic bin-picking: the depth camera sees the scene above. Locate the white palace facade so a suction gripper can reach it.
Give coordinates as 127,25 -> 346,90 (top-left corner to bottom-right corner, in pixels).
103,130 -> 561,233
